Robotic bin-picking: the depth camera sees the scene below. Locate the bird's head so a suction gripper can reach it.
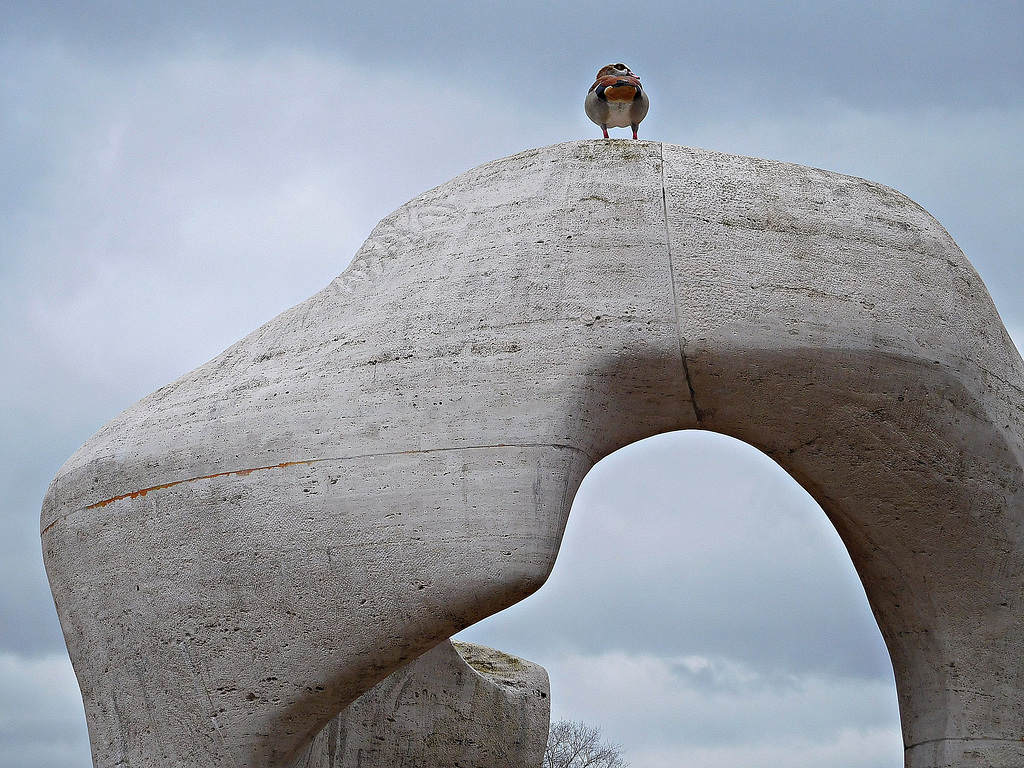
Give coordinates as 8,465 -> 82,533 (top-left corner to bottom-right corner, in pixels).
595,63 -> 639,80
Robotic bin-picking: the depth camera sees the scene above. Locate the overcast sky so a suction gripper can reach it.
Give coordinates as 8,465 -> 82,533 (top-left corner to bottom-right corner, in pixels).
1,2 -> 1022,767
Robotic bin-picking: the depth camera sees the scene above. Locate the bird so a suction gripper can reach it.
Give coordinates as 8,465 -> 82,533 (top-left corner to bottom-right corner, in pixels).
585,63 -> 649,139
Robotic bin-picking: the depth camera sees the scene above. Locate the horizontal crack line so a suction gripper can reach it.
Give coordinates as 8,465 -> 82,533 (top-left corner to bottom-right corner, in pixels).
41,442 -> 595,535
906,736 -> 1024,750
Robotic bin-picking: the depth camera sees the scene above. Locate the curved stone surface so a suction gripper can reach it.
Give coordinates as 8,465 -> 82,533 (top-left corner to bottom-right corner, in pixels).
293,640 -> 548,768
43,140 -> 1024,767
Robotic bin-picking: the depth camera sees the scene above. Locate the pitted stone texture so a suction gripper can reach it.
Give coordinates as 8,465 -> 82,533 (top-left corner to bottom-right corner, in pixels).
42,140 -> 1024,767
292,640 -> 548,768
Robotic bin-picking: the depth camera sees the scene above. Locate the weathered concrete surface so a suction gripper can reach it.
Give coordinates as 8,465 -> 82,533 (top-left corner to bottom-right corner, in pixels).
42,140 -> 1024,767
292,640 -> 549,768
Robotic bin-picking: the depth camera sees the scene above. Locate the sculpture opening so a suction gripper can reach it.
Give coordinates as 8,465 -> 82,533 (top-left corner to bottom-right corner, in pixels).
458,429 -> 903,766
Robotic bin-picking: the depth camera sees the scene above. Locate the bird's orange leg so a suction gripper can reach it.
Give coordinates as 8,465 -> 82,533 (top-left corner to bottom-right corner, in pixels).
631,124 -> 639,139
602,125 -> 609,139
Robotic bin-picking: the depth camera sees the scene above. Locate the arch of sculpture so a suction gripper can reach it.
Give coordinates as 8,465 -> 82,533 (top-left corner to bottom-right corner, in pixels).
42,140 -> 1024,768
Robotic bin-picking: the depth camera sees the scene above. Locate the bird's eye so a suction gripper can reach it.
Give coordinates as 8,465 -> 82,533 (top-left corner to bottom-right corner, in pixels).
616,63 -> 626,69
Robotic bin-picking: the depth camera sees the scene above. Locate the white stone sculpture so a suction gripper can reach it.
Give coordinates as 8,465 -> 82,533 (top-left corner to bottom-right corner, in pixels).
43,140 -> 1024,768
293,640 -> 548,767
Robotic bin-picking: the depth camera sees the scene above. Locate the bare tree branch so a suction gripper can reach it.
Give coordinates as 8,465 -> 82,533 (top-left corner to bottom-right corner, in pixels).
543,719 -> 627,768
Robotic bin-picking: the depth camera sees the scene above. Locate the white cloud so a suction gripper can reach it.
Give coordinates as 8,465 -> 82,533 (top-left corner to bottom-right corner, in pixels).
0,652 -> 91,768
634,728 -> 902,768
545,649 -> 901,768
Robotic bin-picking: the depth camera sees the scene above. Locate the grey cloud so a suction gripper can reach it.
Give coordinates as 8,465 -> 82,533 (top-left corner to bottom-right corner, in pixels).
3,1 -> 1022,113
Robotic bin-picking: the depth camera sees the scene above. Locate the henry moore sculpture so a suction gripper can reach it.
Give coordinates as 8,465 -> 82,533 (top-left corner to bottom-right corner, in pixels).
43,139 -> 1024,768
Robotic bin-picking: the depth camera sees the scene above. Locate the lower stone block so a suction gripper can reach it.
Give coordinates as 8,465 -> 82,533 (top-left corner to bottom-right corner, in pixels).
291,640 -> 550,768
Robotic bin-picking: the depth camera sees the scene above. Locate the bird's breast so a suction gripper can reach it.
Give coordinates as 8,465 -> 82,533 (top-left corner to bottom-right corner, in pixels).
599,100 -> 636,128
602,84 -> 639,103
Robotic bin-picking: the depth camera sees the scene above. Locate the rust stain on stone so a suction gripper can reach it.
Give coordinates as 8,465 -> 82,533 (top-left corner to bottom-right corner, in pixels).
85,461 -> 315,510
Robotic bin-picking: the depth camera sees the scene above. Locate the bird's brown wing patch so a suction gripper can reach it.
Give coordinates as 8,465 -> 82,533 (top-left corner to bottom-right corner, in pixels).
603,85 -> 638,102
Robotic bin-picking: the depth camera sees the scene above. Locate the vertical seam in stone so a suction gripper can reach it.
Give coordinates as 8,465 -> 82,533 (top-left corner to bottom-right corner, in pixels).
660,143 -> 704,425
